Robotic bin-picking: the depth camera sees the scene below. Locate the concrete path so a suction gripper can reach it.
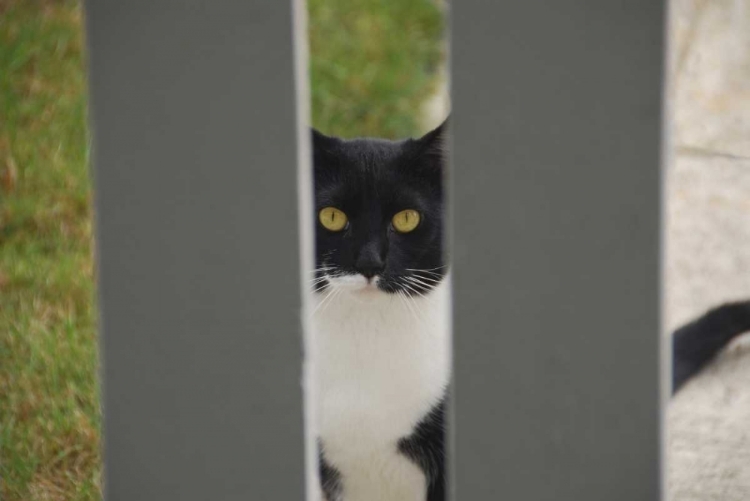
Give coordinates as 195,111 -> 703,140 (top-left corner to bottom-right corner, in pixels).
667,1 -> 750,499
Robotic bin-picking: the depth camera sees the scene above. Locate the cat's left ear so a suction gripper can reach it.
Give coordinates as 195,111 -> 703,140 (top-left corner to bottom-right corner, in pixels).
411,116 -> 449,167
420,117 -> 448,147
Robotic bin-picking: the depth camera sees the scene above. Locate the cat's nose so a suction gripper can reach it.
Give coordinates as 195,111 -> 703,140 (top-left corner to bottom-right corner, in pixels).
358,265 -> 383,280
356,258 -> 384,279
356,244 -> 385,279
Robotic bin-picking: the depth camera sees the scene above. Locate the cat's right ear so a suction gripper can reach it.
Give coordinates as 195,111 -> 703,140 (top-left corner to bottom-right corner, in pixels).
311,128 -> 337,154
311,129 -> 341,181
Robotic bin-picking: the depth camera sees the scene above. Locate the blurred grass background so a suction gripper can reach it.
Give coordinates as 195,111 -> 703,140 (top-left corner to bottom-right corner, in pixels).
0,0 -> 445,499
309,0 -> 444,138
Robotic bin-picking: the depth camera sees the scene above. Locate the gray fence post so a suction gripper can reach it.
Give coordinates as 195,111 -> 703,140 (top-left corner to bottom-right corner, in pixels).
85,1 -> 306,499
450,1 -> 665,500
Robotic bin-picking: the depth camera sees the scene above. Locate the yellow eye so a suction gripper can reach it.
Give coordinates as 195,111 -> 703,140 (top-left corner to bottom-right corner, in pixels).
319,207 -> 348,232
392,209 -> 421,233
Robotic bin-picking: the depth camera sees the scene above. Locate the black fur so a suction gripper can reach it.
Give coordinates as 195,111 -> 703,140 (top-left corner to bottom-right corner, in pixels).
672,300 -> 750,393
312,121 -> 447,295
398,400 -> 447,501
319,444 -> 343,501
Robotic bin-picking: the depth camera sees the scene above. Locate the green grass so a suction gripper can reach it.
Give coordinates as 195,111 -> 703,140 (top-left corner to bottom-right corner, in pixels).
0,1 -> 100,500
0,0 -> 444,499
309,0 -> 444,138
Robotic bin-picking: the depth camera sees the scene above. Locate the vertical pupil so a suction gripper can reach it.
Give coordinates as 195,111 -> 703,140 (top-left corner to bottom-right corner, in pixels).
331,211 -> 335,222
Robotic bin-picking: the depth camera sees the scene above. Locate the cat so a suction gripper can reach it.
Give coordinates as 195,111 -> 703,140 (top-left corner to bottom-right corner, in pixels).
310,118 -> 750,501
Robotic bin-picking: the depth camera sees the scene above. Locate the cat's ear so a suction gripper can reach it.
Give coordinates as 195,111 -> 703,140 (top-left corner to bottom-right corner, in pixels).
311,128 -> 341,179
311,128 -> 338,154
410,116 -> 449,168
418,117 -> 448,152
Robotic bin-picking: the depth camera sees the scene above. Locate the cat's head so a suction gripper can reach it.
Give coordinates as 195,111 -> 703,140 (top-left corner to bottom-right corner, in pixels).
312,120 -> 447,297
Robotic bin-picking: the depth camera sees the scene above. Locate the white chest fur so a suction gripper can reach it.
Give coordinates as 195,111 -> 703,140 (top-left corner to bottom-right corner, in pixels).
311,277 -> 451,501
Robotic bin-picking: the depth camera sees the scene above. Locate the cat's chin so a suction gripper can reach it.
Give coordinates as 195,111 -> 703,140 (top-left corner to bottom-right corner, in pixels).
352,283 -> 382,295
326,274 -> 386,299
327,274 -> 377,290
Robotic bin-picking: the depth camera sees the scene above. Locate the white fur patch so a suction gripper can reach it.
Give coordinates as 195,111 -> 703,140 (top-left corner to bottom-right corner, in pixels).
312,274 -> 451,501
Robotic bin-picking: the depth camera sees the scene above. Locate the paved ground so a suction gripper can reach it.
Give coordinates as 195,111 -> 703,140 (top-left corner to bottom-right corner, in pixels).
667,0 -> 750,499
422,0 -> 750,497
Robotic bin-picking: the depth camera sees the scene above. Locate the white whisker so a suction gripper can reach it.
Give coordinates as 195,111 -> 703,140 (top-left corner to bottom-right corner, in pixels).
319,287 -> 343,316
404,276 -> 437,289
312,286 -> 338,315
309,266 -> 337,274
397,290 -> 421,323
410,273 -> 441,282
397,280 -> 431,324
406,266 -> 447,273
400,280 -> 426,301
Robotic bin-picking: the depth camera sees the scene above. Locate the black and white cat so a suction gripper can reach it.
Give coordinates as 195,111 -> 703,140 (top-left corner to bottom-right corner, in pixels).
310,119 -> 750,501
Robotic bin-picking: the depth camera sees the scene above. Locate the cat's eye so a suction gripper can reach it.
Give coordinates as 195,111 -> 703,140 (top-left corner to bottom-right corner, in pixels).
391,209 -> 421,233
319,207 -> 348,232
